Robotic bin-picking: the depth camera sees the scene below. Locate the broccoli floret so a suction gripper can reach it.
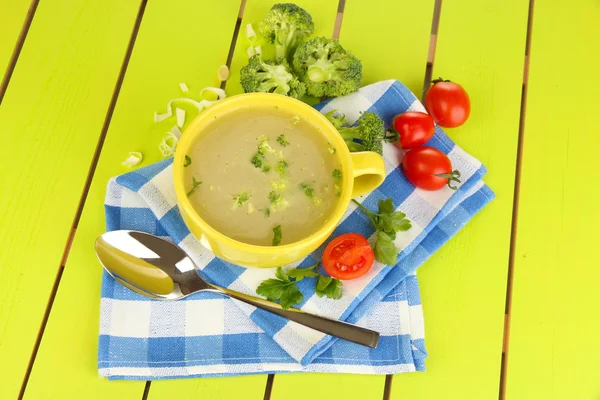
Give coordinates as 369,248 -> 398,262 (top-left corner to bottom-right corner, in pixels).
241,56 -> 306,98
325,111 -> 385,155
276,159 -> 288,175
258,138 -> 277,155
232,192 -> 251,210
332,169 -> 342,196
251,153 -> 264,168
277,134 -> 289,147
324,110 -> 346,129
293,37 -> 362,97
269,191 -> 289,211
300,182 -> 314,198
260,3 -> 315,61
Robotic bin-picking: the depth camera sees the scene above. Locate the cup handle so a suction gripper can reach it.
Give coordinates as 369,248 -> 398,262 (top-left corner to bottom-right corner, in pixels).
349,152 -> 386,198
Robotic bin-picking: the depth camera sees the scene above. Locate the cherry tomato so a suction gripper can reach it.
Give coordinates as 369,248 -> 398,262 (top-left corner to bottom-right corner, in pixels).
391,111 -> 435,149
401,146 -> 462,190
425,78 -> 471,127
322,233 -> 374,280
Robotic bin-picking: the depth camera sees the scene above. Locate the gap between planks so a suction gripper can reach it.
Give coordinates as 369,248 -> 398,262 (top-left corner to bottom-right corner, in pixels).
498,0 -> 535,399
16,0 -> 149,398
385,0 -> 442,395
0,0 -> 40,104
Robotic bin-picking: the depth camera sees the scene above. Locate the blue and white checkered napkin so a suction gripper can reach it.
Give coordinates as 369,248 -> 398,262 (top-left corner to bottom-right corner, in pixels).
99,80 -> 494,380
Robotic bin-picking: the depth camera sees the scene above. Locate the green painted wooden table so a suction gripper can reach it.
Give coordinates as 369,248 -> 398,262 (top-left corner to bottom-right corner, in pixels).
1,0 -> 598,399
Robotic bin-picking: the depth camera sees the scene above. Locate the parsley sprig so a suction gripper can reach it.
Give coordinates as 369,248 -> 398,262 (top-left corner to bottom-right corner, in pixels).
352,198 -> 411,266
256,264 -> 343,309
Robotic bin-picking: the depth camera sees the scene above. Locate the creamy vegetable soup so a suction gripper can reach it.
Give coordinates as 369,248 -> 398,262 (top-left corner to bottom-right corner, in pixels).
184,106 -> 343,246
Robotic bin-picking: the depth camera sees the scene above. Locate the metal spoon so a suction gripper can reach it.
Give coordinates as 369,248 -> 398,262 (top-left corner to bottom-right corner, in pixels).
95,230 -> 379,348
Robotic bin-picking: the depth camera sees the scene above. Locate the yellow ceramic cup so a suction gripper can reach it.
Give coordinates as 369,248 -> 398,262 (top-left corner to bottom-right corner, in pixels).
174,93 -> 386,268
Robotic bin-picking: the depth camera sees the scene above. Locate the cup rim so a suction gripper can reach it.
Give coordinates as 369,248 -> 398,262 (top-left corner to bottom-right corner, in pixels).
173,93 -> 354,255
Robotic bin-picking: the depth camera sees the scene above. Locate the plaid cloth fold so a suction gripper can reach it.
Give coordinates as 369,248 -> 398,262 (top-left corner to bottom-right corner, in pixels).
98,80 -> 494,379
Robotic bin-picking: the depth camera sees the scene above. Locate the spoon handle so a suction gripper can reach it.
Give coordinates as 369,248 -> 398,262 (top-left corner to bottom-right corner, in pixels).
212,286 -> 380,349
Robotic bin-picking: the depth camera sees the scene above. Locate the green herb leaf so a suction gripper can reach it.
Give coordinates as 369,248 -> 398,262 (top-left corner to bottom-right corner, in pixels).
374,230 -> 398,266
277,134 -> 289,147
280,286 -> 303,309
315,275 -> 343,299
390,212 -> 411,232
263,208 -> 271,217
186,177 -> 202,197
378,198 -> 394,215
275,266 -> 288,282
272,225 -> 282,246
352,198 -> 411,265
256,267 -> 302,310
184,155 -> 192,167
287,264 -> 319,281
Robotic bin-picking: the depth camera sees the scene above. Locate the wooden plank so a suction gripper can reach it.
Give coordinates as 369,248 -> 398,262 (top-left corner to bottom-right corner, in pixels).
0,0 -> 31,83
0,0 -> 142,398
271,0 -> 436,398
22,1 -> 250,399
505,0 -> 600,398
148,376 -> 267,400
388,0 -> 529,398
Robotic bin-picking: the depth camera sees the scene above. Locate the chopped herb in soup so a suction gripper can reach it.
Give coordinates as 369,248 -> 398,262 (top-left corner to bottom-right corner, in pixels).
185,106 -> 342,246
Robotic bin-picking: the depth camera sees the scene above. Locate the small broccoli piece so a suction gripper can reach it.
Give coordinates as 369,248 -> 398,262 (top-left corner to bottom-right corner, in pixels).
300,182 -> 314,198
259,3 -> 315,61
232,192 -> 251,210
332,169 -> 342,196
240,55 -> 306,98
293,37 -> 362,97
271,180 -> 287,191
277,134 -> 289,147
325,111 -> 385,155
327,142 -> 336,154
258,138 -> 277,155
276,159 -> 288,175
269,191 -> 289,211
251,153 -> 264,169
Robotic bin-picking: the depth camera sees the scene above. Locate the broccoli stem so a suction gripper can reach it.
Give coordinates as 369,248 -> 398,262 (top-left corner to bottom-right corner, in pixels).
307,59 -> 339,83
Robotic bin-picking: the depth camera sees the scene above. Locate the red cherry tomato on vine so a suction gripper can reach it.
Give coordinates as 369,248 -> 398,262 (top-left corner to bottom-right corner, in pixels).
425,78 -> 471,128
322,233 -> 374,280
391,112 -> 435,149
401,146 -> 462,191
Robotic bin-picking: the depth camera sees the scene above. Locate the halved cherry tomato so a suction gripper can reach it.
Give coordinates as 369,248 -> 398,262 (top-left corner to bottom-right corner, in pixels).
425,78 -> 471,128
322,233 -> 374,280
401,146 -> 462,190
390,111 -> 435,149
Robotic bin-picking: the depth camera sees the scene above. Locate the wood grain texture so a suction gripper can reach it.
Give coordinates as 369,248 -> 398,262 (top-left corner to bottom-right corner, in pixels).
0,0 -> 142,399
388,0 -> 529,398
22,0 -> 248,399
0,0 -> 31,83
505,1 -> 600,398
271,0 -> 436,397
